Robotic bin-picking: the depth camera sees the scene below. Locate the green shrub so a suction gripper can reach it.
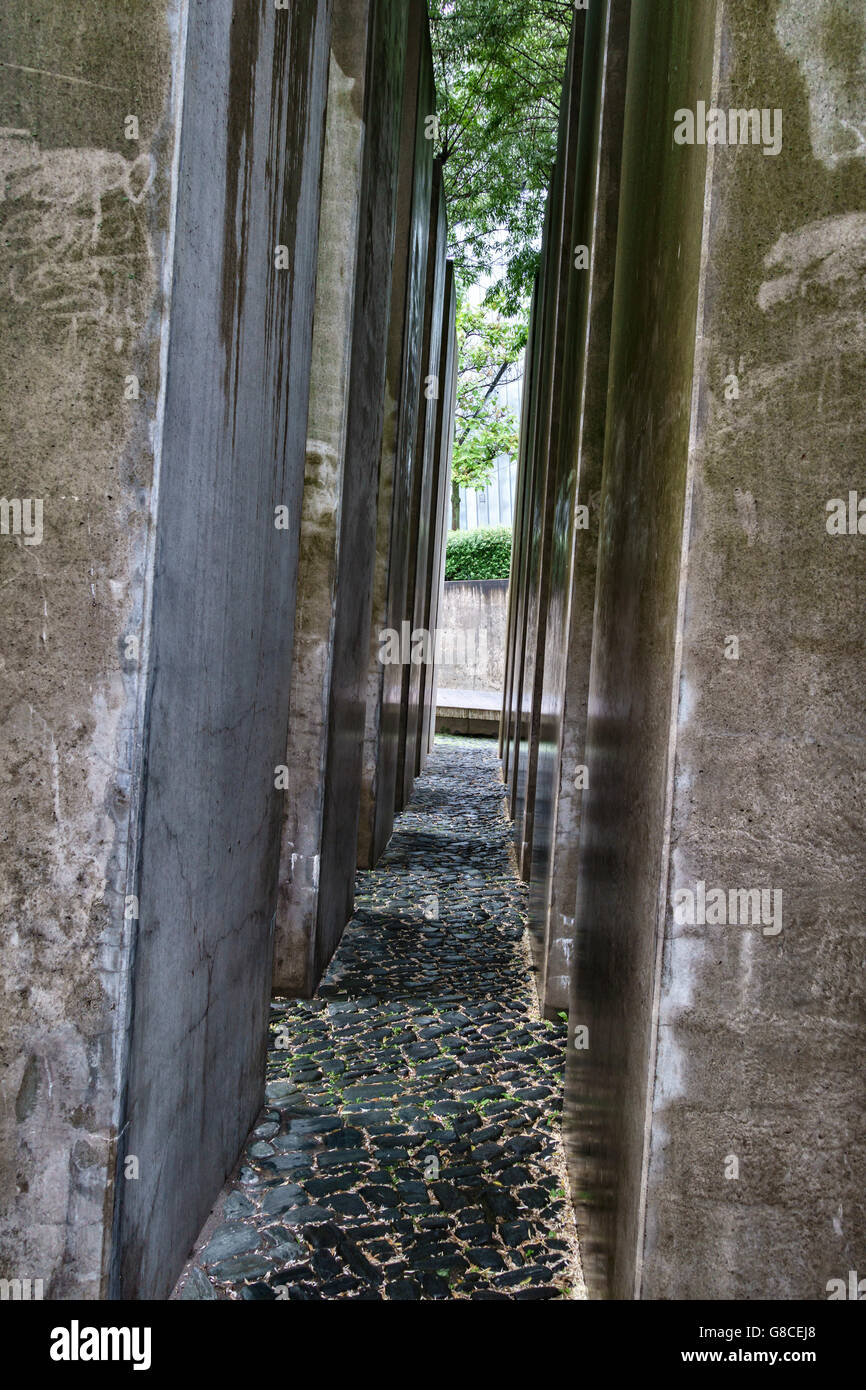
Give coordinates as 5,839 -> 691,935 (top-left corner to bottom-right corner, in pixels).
445,525 -> 512,581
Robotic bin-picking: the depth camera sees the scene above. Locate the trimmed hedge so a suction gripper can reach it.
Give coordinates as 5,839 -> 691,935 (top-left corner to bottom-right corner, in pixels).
445,525 -> 512,581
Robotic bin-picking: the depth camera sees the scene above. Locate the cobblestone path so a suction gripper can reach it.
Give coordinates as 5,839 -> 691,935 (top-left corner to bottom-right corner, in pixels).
176,737 -> 584,1301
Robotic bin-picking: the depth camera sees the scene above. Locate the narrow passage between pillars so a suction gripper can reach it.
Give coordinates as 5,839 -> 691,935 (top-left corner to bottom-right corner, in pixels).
177,738 -> 584,1302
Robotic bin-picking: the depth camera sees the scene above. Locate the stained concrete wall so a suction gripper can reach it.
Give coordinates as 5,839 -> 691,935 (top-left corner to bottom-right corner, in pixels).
357,1 -> 436,867
501,18 -> 585,909
398,162 -> 448,808
527,4 -> 606,1002
563,0 -> 721,1300
534,0 -> 631,1018
272,1 -> 372,997
274,0 -> 450,969
420,261 -> 459,766
316,0 -> 421,988
273,0 -> 408,997
437,580 -> 508,693
513,27 -> 584,891
114,0 -> 332,1300
507,0 -> 866,1300
0,0 -> 182,1300
636,0 -> 866,1301
0,0 -> 333,1300
503,260 -> 546,830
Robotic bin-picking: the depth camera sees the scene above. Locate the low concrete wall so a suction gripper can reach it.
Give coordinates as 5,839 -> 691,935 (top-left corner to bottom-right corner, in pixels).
436,579 -> 508,692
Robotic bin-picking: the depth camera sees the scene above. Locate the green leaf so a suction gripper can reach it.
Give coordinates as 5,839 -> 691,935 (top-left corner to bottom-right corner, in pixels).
445,525 -> 512,580
430,0 -> 572,307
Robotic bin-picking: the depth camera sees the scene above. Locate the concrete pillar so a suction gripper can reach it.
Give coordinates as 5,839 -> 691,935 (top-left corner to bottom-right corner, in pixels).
512,24 -> 584,893
499,18 -> 586,927
534,0 -> 632,1015
420,260 -> 458,765
398,160 -> 448,809
500,280 -> 539,782
115,0 -> 332,1300
0,0 -> 182,1302
0,0 -> 332,1300
563,0 -> 724,1303
272,0 -> 408,996
357,1 -> 435,868
505,251 -> 547,835
565,0 -> 866,1300
504,87 -> 578,843
312,0 -> 415,989
505,267 -> 547,828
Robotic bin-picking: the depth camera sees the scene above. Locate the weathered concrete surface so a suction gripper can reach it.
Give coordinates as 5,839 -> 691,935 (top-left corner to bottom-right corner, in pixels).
437,581 -> 508,693
526,5 -> 605,994
273,0 -> 378,996
639,0 -> 866,1300
379,33 -> 434,829
358,1 -> 434,868
0,0 -> 455,1300
513,25 -> 583,890
398,161 -> 447,809
564,0 -> 866,1300
504,270 -> 546,831
115,0 -> 332,1299
504,165 -> 569,844
316,0 -> 413,990
498,19 -> 585,957
419,261 -> 458,769
0,0 -> 181,1299
506,217 -> 551,846
563,0 -> 720,1302
500,282 -> 538,785
533,0 -> 631,1016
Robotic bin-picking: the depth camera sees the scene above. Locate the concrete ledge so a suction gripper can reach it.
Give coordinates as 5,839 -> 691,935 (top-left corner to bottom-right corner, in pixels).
435,686 -> 501,737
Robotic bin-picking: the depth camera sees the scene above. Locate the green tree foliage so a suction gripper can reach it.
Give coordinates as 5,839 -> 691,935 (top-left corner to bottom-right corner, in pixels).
429,0 -> 571,516
429,0 -> 572,311
445,525 -> 512,580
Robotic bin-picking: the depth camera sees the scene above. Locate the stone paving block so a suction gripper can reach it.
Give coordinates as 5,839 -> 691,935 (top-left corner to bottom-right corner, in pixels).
175,739 -> 583,1300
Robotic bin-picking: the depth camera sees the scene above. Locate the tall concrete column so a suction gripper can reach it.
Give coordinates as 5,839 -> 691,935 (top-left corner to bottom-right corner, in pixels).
420,260 -> 458,766
113,0 -> 332,1300
398,160 -> 447,809
565,0 -> 866,1300
272,0 -> 406,996
357,0 -> 434,868
501,281 -> 538,783
504,249 -> 549,826
0,0 -> 333,1299
314,0 -> 414,988
503,18 -> 583,844
512,24 -> 584,892
526,0 -> 608,989
506,186 -> 558,842
534,0 -> 632,1015
0,0 -> 183,1302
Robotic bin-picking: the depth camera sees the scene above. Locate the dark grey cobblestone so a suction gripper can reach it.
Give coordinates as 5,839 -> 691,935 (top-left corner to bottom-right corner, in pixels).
175,737 -> 584,1301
